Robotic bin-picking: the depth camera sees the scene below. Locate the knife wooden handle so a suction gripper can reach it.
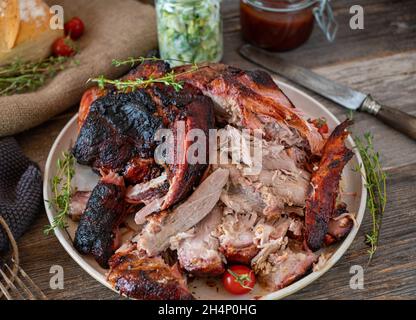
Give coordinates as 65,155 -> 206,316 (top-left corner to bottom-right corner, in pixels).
361,96 -> 416,141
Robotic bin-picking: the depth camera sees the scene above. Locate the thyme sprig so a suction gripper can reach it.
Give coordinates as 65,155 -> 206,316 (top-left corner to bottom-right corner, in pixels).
0,56 -> 75,96
44,152 -> 75,235
354,133 -> 387,265
90,70 -> 187,92
90,56 -> 199,92
112,56 -> 193,68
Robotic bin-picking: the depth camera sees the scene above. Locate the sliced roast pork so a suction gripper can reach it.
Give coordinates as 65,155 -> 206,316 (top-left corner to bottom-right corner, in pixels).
256,247 -> 317,290
219,163 -> 310,219
134,168 -> 229,256
126,173 -> 169,224
171,205 -> 225,276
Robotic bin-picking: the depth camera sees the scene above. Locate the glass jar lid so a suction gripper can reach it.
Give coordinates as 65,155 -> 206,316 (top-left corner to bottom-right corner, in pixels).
242,0 -> 319,13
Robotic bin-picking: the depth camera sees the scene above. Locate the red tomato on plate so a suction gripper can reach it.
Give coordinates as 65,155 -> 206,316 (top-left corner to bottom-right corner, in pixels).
222,265 -> 256,295
312,117 -> 329,135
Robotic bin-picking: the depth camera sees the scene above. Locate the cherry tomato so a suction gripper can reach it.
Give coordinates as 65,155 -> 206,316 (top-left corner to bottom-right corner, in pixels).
222,265 -> 256,295
64,17 -> 85,40
52,37 -> 77,57
312,117 -> 329,135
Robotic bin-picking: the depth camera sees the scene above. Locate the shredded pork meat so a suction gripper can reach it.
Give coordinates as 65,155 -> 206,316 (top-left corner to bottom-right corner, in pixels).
256,247 -> 317,290
215,208 -> 259,264
171,205 -> 225,276
81,61 -> 357,298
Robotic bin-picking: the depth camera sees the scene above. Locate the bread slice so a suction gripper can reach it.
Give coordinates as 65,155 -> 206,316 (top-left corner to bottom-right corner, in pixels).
0,0 -> 64,66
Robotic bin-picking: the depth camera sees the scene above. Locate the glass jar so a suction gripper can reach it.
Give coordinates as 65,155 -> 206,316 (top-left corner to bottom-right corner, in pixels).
240,0 -> 337,52
156,0 -> 223,67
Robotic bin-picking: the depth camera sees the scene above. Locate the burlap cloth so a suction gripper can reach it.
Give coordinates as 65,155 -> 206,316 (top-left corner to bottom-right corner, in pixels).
0,0 -> 157,137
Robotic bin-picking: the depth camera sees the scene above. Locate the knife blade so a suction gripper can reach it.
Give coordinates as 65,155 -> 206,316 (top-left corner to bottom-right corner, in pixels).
239,44 -> 416,141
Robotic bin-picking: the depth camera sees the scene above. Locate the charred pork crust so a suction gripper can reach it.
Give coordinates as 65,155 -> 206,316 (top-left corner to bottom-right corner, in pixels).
73,62 -> 215,209
305,120 -> 354,251
175,63 -> 324,155
108,252 -> 194,300
73,181 -> 126,268
72,90 -> 162,175
245,69 -> 281,90
124,60 -> 171,81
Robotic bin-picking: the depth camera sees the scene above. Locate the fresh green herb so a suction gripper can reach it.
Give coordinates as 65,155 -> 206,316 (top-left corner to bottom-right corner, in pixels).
89,64 -> 199,93
111,56 -> 193,68
313,117 -> 327,128
44,152 -> 75,235
0,56 -> 75,96
227,268 -> 254,290
354,133 -> 387,265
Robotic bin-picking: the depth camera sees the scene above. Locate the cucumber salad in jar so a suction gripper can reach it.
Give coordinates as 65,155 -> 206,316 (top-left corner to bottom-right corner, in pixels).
156,0 -> 223,66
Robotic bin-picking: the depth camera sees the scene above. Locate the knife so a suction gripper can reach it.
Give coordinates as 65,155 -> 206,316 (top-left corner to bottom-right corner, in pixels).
240,44 -> 416,141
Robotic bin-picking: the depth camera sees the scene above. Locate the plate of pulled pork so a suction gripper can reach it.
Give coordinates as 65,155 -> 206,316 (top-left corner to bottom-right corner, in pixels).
44,59 -> 367,300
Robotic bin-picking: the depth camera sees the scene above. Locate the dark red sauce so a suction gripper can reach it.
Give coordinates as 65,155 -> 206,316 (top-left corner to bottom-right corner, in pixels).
240,0 -> 315,52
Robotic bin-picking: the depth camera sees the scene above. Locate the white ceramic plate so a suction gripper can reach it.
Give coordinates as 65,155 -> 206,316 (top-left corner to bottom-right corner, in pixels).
44,80 -> 367,300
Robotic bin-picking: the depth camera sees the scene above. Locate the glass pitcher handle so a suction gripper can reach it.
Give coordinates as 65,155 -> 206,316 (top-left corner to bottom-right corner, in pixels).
313,0 -> 338,42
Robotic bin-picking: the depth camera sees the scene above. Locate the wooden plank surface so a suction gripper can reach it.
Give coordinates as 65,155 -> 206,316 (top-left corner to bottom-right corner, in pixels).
8,0 -> 416,299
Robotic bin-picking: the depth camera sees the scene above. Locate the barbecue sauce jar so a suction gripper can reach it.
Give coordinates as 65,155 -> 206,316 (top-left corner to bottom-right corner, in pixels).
240,0 -> 337,52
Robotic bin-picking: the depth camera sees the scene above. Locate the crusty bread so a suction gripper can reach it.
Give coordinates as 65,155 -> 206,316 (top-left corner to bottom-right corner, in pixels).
0,0 -> 64,66
0,0 -> 20,50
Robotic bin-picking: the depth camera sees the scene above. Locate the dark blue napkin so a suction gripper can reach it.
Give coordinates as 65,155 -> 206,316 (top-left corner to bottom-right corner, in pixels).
0,137 -> 42,252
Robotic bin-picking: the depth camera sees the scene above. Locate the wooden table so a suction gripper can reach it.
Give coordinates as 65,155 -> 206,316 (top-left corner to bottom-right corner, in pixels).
12,0 -> 416,299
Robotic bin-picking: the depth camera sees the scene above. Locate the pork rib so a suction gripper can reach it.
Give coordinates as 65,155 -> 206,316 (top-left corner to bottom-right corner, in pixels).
305,120 -> 354,251
73,172 -> 126,268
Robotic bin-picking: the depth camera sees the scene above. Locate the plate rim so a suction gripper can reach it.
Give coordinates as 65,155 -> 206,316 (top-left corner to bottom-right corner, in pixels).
43,79 -> 367,300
